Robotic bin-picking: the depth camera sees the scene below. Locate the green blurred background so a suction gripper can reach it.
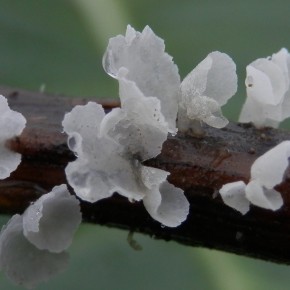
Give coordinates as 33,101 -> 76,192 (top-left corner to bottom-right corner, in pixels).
1,0 -> 290,289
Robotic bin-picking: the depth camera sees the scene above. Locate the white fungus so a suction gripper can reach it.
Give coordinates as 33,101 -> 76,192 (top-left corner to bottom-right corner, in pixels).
23,184 -> 82,253
63,102 -> 148,203
179,51 -> 238,130
245,141 -> 290,210
63,100 -> 189,227
219,141 -> 290,213
103,26 -> 237,133
0,95 -> 26,179
101,67 -> 169,160
239,48 -> 290,128
0,185 -> 81,288
71,25 -> 238,226
0,214 -> 69,289
219,181 -> 249,214
103,25 -> 180,133
142,166 -> 190,227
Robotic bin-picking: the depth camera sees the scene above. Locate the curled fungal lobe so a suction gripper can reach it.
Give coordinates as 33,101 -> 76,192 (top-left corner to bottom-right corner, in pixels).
179,51 -> 237,130
0,95 -> 26,179
63,100 -> 189,227
239,48 -> 290,128
219,141 -> 290,213
0,215 -> 69,289
103,25 -> 180,133
23,184 -> 82,253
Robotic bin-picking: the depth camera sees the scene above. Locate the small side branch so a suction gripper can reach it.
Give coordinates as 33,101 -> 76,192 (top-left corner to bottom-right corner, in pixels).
1,86 -> 290,264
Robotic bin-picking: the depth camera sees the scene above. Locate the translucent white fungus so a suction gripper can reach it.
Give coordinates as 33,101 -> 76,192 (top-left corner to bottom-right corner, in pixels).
63,100 -> 189,227
103,26 -> 237,133
23,184 -> 82,253
101,68 -> 169,160
63,102 -> 149,203
251,141 -> 290,188
239,48 -> 290,128
219,141 -> 290,212
62,25 -> 238,226
0,95 -> 26,179
219,181 -> 249,214
142,166 -> 190,227
65,151 -> 147,203
103,25 -> 180,133
245,180 -> 283,211
178,51 -> 238,130
245,141 -> 290,210
0,214 -> 69,289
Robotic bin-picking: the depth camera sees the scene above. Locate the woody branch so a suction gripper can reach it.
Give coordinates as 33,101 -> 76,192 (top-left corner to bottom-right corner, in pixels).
1,86 -> 290,265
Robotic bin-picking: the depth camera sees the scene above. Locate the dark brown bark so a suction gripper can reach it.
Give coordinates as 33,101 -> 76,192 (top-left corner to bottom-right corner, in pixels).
0,85 -> 290,265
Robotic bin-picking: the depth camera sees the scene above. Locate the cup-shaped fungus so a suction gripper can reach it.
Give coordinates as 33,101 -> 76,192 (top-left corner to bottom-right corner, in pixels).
103,25 -> 238,134
239,48 -> 290,128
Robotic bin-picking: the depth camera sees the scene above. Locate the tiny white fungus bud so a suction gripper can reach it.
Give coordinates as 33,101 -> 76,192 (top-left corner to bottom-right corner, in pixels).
219,181 -> 249,215
239,48 -> 290,128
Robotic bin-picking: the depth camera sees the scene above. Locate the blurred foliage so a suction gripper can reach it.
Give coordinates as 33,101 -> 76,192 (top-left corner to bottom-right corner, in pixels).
1,0 -> 290,289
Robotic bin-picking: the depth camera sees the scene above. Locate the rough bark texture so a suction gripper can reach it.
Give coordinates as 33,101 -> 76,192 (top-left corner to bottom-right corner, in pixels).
1,85 -> 290,265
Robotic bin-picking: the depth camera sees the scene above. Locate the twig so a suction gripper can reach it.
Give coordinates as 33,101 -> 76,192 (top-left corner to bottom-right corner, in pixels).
1,85 -> 290,265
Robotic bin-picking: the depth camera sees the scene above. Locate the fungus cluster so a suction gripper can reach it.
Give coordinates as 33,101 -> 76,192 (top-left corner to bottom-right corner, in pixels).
63,25 -> 240,229
219,141 -> 290,214
0,25 -> 290,288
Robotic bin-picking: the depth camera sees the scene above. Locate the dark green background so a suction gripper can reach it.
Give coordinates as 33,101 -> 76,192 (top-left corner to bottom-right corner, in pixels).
0,1 -> 290,289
